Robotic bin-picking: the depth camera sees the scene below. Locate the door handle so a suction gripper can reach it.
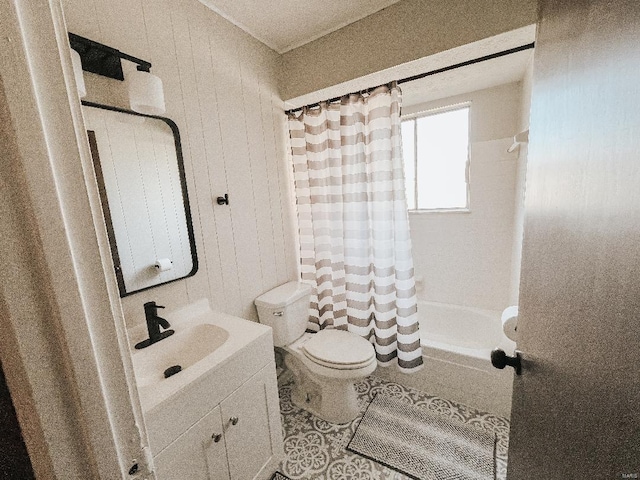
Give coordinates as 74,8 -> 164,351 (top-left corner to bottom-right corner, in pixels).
491,348 -> 522,375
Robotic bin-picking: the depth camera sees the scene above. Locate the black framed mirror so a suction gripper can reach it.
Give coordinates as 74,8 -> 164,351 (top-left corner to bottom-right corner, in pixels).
83,101 -> 197,296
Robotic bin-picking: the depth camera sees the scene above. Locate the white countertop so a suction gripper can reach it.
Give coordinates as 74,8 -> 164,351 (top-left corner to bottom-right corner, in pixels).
128,299 -> 273,412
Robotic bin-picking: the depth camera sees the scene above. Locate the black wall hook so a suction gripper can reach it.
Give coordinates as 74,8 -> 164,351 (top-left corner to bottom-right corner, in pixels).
216,194 -> 229,205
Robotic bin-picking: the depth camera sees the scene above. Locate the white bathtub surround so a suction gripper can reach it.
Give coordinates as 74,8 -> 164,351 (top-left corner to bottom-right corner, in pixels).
376,301 -> 516,417
404,83 -> 524,312
288,84 -> 422,372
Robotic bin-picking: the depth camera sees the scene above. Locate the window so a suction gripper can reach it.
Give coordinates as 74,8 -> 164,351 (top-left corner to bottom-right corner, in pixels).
401,105 -> 470,210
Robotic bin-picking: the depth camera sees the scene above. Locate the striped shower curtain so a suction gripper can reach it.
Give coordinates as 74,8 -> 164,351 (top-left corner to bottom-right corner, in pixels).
288,84 -> 422,372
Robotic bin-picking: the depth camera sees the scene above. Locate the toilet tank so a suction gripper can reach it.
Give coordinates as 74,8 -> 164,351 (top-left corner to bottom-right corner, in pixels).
255,281 -> 312,347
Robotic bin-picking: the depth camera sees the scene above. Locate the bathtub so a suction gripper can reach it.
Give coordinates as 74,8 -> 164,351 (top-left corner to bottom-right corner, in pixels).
375,301 -> 517,417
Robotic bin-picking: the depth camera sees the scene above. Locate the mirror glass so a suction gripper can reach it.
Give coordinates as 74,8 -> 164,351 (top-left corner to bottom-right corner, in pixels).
83,103 -> 197,296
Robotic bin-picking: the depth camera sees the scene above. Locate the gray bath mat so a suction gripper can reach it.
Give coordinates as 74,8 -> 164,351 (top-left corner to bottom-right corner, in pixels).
347,395 -> 496,480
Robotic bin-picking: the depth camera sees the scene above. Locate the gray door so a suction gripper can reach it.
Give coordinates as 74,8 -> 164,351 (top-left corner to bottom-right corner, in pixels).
506,0 -> 640,478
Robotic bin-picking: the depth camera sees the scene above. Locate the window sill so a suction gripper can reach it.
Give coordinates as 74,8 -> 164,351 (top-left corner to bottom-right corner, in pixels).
408,208 -> 471,214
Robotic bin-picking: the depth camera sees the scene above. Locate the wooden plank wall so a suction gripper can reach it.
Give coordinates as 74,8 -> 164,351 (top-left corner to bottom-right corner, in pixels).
63,0 -> 298,324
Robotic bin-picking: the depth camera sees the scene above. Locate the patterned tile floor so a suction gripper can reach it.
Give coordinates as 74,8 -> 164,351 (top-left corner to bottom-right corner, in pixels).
278,375 -> 510,480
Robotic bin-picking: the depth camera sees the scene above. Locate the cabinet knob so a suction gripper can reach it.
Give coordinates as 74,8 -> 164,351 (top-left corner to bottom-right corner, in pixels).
230,416 -> 239,426
211,433 -> 222,443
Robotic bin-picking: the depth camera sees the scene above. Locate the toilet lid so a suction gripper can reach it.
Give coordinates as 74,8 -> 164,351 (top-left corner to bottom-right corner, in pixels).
301,330 -> 376,370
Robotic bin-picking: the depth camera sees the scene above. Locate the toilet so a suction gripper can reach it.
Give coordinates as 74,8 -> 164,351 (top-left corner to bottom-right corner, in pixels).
255,281 -> 377,424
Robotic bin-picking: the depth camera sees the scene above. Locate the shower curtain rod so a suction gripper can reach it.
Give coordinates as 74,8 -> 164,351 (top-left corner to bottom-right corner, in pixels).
284,42 -> 535,115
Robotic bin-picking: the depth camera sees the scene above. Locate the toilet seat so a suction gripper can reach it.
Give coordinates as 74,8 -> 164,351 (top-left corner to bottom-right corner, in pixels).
301,330 -> 376,370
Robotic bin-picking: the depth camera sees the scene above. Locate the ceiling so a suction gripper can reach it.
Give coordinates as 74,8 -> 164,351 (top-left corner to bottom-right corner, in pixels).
198,0 -> 402,54
197,2 -> 535,108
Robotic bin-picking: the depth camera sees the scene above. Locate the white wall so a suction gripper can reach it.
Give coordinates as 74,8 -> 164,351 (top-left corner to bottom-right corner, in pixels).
1,1 -> 152,474
280,0 -> 537,101
0,63 -> 90,480
63,0 -> 299,326
403,82 -> 523,310
509,58 -> 534,304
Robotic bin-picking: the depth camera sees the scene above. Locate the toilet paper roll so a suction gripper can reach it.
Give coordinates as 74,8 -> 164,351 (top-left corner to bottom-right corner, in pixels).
154,258 -> 173,272
501,305 -> 518,341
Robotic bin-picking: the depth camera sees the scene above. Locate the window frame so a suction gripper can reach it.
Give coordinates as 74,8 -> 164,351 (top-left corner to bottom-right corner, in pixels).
402,102 -> 471,213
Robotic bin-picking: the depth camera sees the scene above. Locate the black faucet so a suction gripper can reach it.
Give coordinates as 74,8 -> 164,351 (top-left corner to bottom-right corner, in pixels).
134,301 -> 175,349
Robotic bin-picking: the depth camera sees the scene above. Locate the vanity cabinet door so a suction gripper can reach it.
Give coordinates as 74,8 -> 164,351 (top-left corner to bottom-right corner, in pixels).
154,405 -> 230,480
220,365 -> 280,480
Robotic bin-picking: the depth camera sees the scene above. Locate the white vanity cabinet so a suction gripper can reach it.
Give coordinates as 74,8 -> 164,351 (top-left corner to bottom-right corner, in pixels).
154,405 -> 230,480
153,363 -> 281,480
130,302 -> 284,480
221,366 -> 276,479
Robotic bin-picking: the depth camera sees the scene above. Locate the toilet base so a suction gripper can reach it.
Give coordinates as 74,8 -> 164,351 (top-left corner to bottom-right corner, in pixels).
284,353 -> 366,424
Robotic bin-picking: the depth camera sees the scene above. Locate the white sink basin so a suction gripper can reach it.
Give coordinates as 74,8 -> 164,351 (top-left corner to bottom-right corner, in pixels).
131,323 -> 229,388
128,299 -> 273,413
